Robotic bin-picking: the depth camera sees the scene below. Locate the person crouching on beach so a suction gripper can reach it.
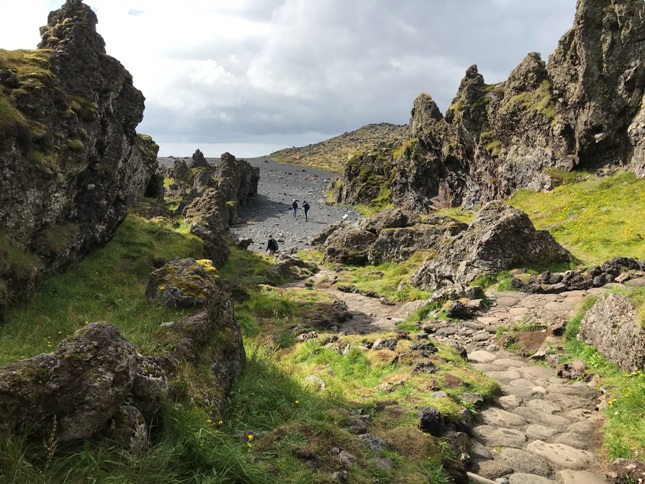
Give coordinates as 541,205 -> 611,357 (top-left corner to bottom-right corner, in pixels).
266,235 -> 279,255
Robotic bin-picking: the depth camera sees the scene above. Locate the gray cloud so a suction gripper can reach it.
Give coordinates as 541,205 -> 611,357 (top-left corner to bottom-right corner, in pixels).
131,0 -> 577,155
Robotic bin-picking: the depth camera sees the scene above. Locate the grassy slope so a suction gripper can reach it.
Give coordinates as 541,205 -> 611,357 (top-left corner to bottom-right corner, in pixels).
511,171 -> 645,264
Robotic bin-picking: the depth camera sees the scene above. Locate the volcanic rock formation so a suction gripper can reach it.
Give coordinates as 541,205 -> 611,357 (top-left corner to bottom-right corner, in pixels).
332,0 -> 645,211
0,0 -> 158,315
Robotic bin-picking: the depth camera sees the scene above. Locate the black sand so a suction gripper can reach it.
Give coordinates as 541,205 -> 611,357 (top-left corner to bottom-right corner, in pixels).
229,157 -> 359,253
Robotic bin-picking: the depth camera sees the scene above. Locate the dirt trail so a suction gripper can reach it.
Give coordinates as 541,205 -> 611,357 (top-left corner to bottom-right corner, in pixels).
285,269 -> 612,483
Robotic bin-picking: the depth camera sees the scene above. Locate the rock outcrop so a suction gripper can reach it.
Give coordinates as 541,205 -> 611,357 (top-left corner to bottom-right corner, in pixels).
317,208 -> 467,266
146,258 -> 219,308
578,292 -> 645,372
332,0 -> 645,211
0,0 -> 158,315
0,322 -> 167,445
160,151 -> 259,267
410,202 -> 571,290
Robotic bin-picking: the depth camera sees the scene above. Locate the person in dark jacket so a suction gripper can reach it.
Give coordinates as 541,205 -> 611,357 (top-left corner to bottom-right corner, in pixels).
266,235 -> 279,255
291,199 -> 299,218
303,201 -> 310,221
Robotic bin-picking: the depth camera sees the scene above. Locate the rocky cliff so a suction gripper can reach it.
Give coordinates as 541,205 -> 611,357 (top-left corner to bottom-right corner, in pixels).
0,0 -> 158,316
332,0 -> 645,211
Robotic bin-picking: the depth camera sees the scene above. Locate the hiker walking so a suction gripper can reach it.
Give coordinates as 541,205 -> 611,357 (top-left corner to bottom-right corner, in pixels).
303,201 -> 311,221
266,235 -> 279,255
291,199 -> 299,218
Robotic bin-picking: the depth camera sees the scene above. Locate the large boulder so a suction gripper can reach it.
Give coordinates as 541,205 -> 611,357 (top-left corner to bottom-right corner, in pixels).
411,201 -> 570,290
320,209 -> 467,266
0,322 -> 167,443
578,293 -> 645,372
0,0 -> 158,315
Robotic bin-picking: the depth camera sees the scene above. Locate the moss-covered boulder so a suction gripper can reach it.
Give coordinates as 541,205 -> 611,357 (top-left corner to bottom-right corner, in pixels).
0,322 -> 167,444
146,258 -> 218,308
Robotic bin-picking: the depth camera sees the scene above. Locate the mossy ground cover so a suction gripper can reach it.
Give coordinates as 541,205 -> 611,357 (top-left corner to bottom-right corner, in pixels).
312,250 -> 433,302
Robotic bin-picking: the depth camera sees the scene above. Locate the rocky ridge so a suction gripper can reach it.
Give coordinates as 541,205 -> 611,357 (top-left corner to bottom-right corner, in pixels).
269,123 -> 408,172
0,0 -> 158,318
332,0 -> 645,211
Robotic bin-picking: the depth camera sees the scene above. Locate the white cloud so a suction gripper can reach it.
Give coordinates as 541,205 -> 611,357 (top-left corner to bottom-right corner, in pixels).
0,0 -> 576,157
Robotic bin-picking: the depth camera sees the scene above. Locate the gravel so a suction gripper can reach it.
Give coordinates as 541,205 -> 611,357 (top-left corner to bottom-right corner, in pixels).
227,157 -> 360,253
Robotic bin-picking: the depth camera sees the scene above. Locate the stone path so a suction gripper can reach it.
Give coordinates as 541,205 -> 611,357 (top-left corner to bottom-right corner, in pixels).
291,270 -> 615,483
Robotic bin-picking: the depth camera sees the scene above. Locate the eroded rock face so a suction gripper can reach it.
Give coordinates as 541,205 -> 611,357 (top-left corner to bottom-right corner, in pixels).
410,202 -> 570,290
0,0 -> 158,312
578,293 -> 645,372
332,0 -> 645,212
165,279 -> 246,414
0,322 -> 167,443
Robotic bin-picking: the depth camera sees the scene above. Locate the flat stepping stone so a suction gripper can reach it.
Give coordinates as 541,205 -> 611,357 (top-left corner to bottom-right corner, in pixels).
487,369 -> 523,383
526,440 -> 596,470
494,294 -> 524,307
567,418 -> 603,435
501,384 -> 547,400
544,392 -> 593,410
546,382 -> 597,398
518,365 -> 555,380
470,460 -> 513,480
469,350 -> 497,363
479,407 -> 528,427
514,407 -> 570,427
498,394 -> 523,410
552,432 -> 589,450
472,425 -> 527,448
508,378 -> 539,388
471,363 -> 502,372
526,399 -> 563,414
494,357 -> 527,367
499,447 -> 554,477
508,473 -> 556,484
526,424 -> 560,441
556,469 -> 608,484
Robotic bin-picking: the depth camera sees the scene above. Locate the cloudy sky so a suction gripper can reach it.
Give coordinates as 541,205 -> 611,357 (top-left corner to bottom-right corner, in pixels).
0,0 -> 576,157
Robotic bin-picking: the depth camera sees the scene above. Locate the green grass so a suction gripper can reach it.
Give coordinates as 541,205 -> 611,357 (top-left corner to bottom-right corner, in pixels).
0,215 -> 203,365
511,171 -> 645,265
564,295 -> 645,461
333,253 -> 433,302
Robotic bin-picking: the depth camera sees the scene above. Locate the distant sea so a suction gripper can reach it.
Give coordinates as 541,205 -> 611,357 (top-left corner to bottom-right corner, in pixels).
156,142 -> 286,160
